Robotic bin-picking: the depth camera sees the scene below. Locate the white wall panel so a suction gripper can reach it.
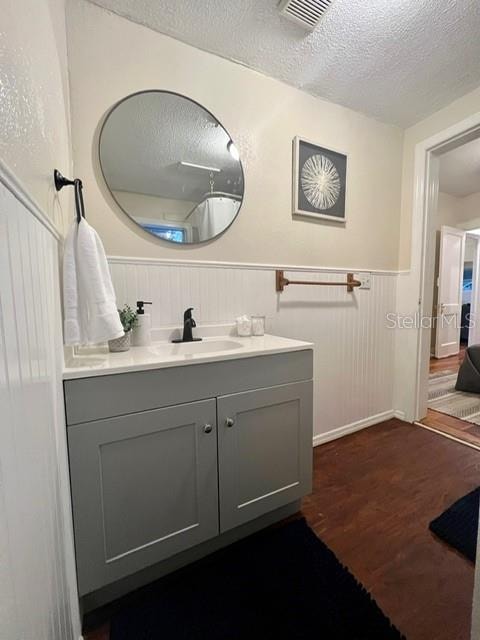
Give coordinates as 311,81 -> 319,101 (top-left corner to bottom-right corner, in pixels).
0,183 -> 78,640
109,259 -> 397,442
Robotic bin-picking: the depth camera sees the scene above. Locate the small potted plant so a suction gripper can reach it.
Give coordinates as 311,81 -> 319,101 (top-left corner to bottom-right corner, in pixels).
108,304 -> 138,352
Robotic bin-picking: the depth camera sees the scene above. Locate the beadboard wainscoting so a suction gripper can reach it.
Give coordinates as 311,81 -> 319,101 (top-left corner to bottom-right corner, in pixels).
0,182 -> 79,640
108,258 -> 398,444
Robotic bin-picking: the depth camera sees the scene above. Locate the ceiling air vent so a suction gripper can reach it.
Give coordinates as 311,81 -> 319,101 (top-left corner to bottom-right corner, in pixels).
278,0 -> 333,31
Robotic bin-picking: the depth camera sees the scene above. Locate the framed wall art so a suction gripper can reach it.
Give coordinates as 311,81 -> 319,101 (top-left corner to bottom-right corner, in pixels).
293,136 -> 347,222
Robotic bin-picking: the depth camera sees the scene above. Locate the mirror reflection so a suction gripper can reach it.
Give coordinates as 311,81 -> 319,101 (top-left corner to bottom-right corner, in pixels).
99,91 -> 244,244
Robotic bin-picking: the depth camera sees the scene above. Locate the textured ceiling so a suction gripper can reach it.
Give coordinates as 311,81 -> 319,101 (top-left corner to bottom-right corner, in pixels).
439,137 -> 480,197
99,91 -> 243,202
89,0 -> 480,127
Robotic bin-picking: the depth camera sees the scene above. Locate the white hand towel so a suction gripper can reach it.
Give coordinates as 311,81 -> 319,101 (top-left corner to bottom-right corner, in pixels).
63,222 -> 84,345
63,219 -> 124,345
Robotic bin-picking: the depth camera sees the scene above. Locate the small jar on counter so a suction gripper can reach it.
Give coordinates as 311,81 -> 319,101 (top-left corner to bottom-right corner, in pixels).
236,315 -> 252,337
251,315 -> 265,336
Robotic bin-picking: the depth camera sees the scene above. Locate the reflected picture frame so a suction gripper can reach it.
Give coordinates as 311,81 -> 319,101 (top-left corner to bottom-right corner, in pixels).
292,136 -> 348,223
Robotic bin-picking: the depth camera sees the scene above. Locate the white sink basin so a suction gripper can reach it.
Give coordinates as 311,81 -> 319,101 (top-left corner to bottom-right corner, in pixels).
149,339 -> 243,357
63,334 -> 314,379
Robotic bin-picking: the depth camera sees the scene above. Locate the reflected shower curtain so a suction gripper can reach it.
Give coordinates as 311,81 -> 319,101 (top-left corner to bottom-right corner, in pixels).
190,197 -> 240,241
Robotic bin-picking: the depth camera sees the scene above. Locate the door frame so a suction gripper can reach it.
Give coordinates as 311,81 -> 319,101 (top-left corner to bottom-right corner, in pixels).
465,233 -> 480,347
434,225 -> 465,359
401,113 -> 480,423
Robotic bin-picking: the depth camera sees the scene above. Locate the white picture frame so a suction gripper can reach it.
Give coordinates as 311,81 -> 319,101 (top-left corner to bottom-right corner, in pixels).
292,136 -> 348,223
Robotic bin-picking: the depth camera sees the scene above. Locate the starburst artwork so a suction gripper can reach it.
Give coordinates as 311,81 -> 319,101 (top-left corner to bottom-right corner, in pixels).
293,137 -> 347,221
301,155 -> 340,209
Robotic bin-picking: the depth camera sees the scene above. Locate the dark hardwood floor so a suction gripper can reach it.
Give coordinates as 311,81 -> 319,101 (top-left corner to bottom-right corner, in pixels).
421,345 -> 480,448
303,419 -> 478,640
421,409 -> 480,449
429,345 -> 466,374
85,419 -> 479,640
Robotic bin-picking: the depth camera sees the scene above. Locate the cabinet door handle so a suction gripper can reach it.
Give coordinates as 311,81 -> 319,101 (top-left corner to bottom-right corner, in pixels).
225,417 -> 235,428
203,424 -> 213,434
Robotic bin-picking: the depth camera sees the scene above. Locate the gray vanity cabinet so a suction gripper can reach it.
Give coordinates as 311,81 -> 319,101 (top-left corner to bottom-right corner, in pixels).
217,381 -> 312,532
65,349 -> 313,599
68,399 -> 219,595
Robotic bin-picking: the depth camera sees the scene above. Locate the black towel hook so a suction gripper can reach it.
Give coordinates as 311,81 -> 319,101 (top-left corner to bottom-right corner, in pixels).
54,169 -> 86,224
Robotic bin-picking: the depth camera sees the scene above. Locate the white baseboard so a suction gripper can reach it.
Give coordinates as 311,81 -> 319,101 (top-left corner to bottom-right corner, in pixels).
312,410 -> 396,447
393,409 -> 407,421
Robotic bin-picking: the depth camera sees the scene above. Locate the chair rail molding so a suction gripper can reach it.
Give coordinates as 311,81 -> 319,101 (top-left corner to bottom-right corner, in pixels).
107,254 -> 407,276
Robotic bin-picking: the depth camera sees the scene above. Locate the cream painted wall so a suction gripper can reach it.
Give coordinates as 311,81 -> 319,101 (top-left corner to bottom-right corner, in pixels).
457,192 -> 480,230
436,192 -> 463,229
399,86 -> 480,269
66,0 -> 403,270
435,191 -> 480,231
112,190 -> 195,222
1,0 -> 72,231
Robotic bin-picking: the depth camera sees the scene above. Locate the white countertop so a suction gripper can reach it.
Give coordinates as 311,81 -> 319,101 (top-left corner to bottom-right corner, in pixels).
63,334 -> 313,380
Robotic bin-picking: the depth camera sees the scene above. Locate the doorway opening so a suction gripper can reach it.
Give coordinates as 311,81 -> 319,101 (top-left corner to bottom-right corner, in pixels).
419,137 -> 480,448
408,114 -> 480,640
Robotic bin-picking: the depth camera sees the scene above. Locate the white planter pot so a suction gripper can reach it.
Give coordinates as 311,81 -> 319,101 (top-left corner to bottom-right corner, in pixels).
108,331 -> 131,352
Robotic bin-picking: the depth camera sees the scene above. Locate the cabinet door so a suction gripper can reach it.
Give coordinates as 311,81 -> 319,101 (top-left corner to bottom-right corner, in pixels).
217,381 -> 312,532
68,399 -> 218,595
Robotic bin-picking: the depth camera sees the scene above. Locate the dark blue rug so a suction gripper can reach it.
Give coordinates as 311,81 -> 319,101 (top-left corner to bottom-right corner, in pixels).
110,518 -> 405,639
429,487 -> 479,562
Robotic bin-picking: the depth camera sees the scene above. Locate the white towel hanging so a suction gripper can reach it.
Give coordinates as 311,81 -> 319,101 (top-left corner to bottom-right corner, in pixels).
63,219 -> 123,346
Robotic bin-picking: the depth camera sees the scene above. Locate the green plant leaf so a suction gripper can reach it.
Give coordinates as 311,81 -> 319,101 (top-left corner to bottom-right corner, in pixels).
117,304 -> 138,332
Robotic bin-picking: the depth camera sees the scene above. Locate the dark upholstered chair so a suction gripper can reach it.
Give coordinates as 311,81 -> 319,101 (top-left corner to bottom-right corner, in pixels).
456,345 -> 480,393
460,303 -> 471,344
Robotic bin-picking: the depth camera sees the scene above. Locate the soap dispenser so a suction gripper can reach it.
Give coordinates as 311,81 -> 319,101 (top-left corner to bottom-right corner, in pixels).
132,301 -> 152,347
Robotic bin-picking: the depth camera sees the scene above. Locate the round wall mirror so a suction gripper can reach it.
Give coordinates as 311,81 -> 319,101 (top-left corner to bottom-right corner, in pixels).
99,91 -> 244,244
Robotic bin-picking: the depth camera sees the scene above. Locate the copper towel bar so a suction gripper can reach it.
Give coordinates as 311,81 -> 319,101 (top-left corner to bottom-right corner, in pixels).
275,270 -> 361,293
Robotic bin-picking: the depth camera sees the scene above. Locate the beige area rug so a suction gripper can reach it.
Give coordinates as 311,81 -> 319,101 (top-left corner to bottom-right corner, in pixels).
428,370 -> 480,424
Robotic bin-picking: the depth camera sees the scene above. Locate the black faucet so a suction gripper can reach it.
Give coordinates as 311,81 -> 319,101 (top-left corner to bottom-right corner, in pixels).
172,308 -> 202,343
